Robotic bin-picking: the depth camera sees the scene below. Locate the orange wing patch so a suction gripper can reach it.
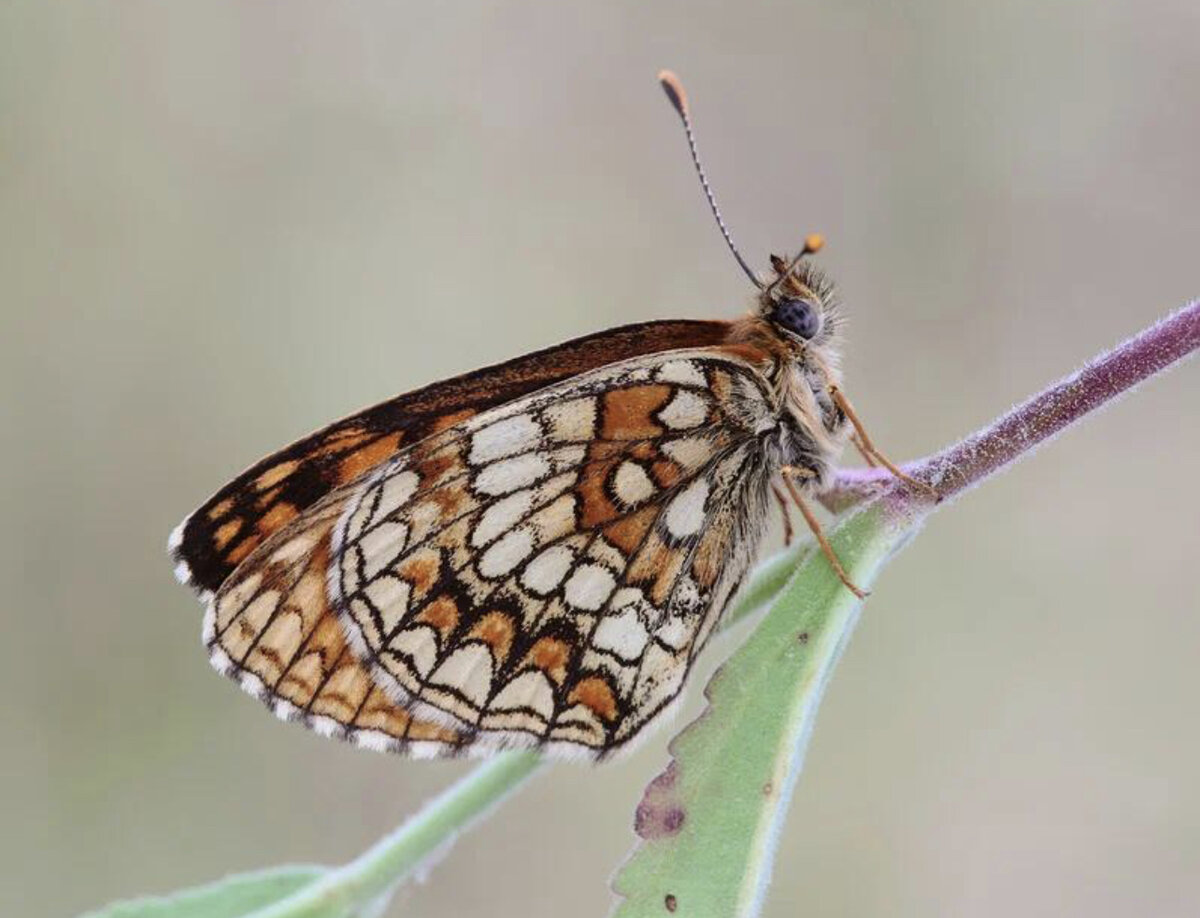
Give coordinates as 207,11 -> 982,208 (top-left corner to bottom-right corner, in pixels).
602,385 -> 672,440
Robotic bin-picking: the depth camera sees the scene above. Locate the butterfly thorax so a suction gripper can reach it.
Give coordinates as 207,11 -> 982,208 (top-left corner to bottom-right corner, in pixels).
721,253 -> 848,489
725,315 -> 848,489
776,346 -> 849,488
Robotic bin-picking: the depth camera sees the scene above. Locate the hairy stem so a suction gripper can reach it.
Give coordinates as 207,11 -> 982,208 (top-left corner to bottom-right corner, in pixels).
823,299 -> 1200,511
245,752 -> 543,918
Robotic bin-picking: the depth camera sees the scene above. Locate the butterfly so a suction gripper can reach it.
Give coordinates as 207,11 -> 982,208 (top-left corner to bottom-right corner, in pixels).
168,71 -> 929,761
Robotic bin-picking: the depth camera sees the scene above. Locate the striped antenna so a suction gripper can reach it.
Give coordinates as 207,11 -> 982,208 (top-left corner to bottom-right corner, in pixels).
764,233 -> 826,297
658,70 -> 763,289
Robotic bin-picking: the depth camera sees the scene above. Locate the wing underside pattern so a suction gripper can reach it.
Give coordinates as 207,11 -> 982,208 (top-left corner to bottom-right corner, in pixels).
204,505 -> 473,757
200,349 -> 779,758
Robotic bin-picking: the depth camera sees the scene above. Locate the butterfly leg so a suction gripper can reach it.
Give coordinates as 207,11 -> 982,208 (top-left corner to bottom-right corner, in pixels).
802,348 -> 938,500
830,386 -> 938,501
849,430 -> 878,468
771,482 -> 795,547
781,466 -> 869,599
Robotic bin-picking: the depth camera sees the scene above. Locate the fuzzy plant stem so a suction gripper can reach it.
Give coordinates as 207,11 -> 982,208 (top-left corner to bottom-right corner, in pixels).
245,752 -> 544,918
825,299 -> 1200,511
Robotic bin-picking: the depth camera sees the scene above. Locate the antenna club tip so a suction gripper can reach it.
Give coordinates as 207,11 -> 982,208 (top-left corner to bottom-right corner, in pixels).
804,233 -> 825,254
657,69 -> 689,117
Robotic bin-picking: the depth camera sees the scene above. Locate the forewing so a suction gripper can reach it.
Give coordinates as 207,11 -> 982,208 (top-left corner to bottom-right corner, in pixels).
331,349 -> 779,758
171,321 -> 730,597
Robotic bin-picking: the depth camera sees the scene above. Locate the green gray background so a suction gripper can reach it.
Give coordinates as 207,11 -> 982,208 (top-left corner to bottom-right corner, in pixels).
3,2 -> 1198,916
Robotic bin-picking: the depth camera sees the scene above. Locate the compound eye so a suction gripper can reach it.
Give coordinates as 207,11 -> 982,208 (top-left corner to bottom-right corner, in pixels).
774,297 -> 820,340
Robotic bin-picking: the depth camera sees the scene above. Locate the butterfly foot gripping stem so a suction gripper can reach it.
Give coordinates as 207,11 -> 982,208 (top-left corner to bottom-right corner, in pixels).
780,466 -> 869,600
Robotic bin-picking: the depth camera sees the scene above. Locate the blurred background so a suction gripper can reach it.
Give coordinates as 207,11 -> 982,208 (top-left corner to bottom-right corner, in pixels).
3,2 -> 1198,916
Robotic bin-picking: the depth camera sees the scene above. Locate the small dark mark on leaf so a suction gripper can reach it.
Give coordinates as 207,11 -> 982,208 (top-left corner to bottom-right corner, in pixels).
762,780 -> 773,797
797,632 -> 809,645
665,893 -> 678,912
634,762 -> 687,838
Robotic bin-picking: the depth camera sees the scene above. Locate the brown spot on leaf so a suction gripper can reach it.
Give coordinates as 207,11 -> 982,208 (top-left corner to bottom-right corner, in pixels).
634,761 -> 687,839
665,893 -> 678,912
797,631 -> 809,645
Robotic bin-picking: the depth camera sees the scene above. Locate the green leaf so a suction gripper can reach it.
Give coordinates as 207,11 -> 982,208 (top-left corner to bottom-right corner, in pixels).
81,752 -> 543,918
611,500 -> 924,918
721,541 -> 816,632
79,866 -> 328,918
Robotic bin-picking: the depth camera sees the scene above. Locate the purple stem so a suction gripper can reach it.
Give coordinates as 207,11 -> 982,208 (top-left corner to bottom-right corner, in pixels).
824,300 -> 1200,511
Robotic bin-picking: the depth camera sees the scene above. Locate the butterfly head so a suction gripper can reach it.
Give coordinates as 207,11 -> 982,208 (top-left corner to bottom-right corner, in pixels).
758,241 -> 839,348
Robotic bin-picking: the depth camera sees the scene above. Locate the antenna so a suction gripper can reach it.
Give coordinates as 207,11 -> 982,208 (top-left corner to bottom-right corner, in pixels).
658,70 -> 763,289
764,233 -> 825,297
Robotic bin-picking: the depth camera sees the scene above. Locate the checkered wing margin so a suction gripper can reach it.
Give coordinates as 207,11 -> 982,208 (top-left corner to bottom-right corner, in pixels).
203,498 -> 473,756
206,349 -> 779,758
